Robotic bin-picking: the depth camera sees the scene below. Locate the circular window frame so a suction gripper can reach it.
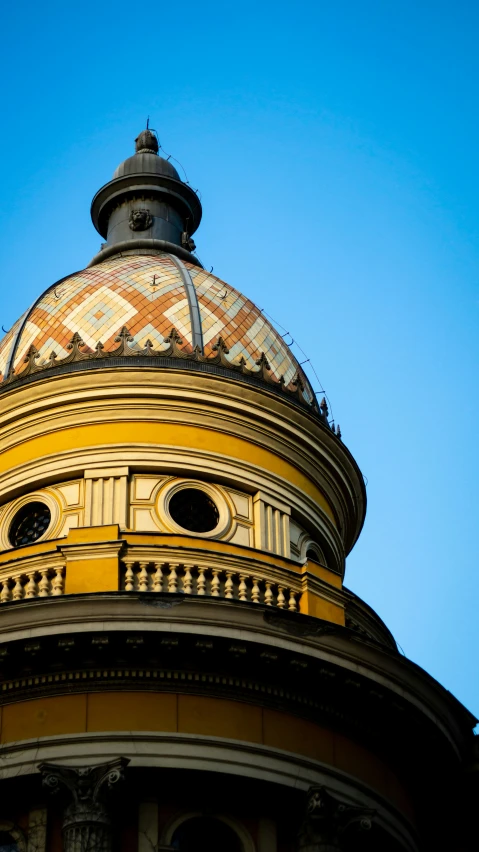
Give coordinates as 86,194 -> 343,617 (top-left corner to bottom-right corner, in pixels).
1,491 -> 61,551
156,479 -> 232,540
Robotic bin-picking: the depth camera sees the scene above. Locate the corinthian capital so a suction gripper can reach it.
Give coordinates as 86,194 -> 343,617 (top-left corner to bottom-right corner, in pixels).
39,758 -> 129,808
298,786 -> 375,852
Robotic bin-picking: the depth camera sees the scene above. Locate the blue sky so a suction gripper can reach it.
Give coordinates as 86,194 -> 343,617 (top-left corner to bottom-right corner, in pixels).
0,1 -> 478,718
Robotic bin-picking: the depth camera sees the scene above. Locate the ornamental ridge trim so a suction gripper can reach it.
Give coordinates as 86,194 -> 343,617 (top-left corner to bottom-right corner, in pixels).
5,327 -> 340,435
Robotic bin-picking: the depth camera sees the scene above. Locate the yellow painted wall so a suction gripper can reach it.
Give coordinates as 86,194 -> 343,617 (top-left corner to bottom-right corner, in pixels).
1,694 -> 87,742
64,557 -> 119,593
299,592 -> 345,624
63,525 -> 121,593
303,561 -> 342,589
178,695 -> 263,743
88,691 -> 177,732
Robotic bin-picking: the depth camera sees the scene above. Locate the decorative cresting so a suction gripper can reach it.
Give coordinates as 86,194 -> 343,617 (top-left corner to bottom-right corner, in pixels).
298,786 -> 375,852
40,759 -> 129,852
5,325 -> 332,420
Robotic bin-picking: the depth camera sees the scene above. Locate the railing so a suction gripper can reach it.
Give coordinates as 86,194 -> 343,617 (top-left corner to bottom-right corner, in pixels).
121,557 -> 300,611
0,565 -> 64,602
0,540 -> 306,612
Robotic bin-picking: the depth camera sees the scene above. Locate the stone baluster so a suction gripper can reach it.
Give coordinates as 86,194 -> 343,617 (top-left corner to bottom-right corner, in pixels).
183,565 -> 193,594
238,574 -> 248,601
123,558 -> 136,592
0,579 -> 11,602
116,557 -> 301,613
225,571 -> 234,599
297,785 -> 374,852
197,567 -> 206,595
152,563 -> 163,592
138,562 -> 149,592
25,571 -> 38,598
211,568 -> 221,597
52,566 -> 64,596
40,758 -> 129,852
251,577 -> 260,603
13,576 -> 24,601
38,568 -> 51,597
168,564 -> 178,593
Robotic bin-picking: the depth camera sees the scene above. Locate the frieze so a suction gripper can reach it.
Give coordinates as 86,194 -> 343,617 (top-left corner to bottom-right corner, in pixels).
0,618 -> 461,795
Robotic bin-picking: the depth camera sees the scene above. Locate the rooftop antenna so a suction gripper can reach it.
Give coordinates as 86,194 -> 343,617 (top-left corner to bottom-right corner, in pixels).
146,116 -> 150,129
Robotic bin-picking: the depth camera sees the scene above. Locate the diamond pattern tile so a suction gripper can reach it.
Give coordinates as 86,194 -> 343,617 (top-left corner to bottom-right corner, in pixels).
187,264 -> 313,401
0,253 -> 314,403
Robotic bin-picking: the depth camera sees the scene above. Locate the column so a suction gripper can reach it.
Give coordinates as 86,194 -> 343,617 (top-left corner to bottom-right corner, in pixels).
40,758 -> 129,852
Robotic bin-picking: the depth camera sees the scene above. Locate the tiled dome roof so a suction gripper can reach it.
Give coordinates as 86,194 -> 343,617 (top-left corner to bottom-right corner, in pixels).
0,254 -> 315,405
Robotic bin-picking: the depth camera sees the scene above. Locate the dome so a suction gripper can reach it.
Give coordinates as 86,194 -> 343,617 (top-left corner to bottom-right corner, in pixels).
112,152 -> 181,182
0,253 -> 316,406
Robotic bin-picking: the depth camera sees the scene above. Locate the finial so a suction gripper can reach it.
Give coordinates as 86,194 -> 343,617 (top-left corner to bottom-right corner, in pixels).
319,397 -> 329,418
135,124 -> 159,155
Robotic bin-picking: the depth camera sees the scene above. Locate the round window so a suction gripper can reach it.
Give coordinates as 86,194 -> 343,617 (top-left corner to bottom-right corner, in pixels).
9,501 -> 51,547
169,488 -> 219,533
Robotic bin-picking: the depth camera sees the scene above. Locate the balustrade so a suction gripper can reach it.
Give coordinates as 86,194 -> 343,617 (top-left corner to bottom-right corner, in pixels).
0,548 -> 303,613
0,566 -> 64,602
121,558 -> 299,610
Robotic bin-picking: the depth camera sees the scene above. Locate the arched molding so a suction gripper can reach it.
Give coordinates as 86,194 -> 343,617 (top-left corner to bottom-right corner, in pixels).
298,532 -> 326,564
161,811 -> 255,852
0,821 -> 27,852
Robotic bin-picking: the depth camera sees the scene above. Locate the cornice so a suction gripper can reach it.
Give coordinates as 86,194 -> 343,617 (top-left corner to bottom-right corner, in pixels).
0,594 -> 472,758
60,540 -> 125,562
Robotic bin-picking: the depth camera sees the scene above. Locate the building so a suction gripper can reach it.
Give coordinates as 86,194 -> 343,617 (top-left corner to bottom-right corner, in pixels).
0,128 -> 475,852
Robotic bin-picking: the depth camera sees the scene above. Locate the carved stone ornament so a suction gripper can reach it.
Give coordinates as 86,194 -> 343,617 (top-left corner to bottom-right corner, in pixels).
297,786 -> 375,852
129,209 -> 153,231
181,231 -> 196,251
39,758 -> 129,852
